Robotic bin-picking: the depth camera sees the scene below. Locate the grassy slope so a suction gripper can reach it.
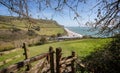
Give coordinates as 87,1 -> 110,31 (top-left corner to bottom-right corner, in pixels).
0,15 -> 65,36
0,15 -> 66,51
0,38 -> 111,69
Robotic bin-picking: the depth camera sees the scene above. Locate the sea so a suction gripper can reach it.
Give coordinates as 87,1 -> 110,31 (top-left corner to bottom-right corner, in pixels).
66,27 -> 111,38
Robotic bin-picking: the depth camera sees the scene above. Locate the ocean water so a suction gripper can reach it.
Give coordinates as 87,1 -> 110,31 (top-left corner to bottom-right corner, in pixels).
66,27 -> 109,37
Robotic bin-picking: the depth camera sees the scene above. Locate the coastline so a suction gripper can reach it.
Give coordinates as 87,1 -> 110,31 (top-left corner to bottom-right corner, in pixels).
64,27 -> 83,38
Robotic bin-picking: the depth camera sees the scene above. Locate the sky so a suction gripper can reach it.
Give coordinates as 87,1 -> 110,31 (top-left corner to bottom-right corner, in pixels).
0,0 -> 99,27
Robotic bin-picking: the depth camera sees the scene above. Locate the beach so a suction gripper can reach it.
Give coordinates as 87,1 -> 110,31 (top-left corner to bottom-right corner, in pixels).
64,28 -> 83,38
58,28 -> 83,40
57,28 -> 83,40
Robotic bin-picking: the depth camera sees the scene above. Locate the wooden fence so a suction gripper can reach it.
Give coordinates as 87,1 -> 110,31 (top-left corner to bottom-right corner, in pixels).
0,43 -> 86,73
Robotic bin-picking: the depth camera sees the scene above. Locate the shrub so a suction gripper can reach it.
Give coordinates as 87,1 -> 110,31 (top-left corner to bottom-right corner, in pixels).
82,35 -> 93,38
57,33 -> 62,37
82,36 -> 120,73
50,34 -> 56,40
32,26 -> 40,31
12,27 -> 21,32
39,36 -> 47,45
27,29 -> 36,36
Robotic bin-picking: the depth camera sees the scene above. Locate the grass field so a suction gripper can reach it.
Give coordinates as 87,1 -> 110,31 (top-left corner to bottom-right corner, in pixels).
0,38 -> 111,69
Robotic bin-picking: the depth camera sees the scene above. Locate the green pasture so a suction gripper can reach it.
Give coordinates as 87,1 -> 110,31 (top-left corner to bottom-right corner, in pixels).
0,38 -> 111,69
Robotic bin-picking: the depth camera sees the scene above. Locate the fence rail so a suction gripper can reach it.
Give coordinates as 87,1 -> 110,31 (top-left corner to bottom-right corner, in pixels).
0,43 -> 86,73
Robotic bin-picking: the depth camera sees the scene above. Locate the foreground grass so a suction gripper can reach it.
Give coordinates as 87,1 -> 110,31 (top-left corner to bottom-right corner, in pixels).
0,38 -> 111,69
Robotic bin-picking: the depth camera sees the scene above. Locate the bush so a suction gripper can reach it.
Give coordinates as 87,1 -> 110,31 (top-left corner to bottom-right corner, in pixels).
82,36 -> 120,73
12,27 -> 21,32
32,26 -> 40,31
82,35 -> 93,38
39,36 -> 47,45
57,33 -> 62,37
27,29 -> 36,36
50,34 -> 56,40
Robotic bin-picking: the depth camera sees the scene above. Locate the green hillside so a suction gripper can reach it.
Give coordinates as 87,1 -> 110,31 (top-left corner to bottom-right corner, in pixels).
0,15 -> 66,51
0,15 -> 65,36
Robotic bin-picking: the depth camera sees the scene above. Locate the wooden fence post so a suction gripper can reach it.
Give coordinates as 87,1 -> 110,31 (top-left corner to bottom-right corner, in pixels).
49,46 -> 55,73
23,43 -> 31,71
56,48 -> 62,73
71,51 -> 76,73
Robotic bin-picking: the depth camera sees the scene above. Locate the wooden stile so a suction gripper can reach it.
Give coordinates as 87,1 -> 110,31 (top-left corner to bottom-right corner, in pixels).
71,51 -> 76,73
0,53 -> 49,73
23,43 -> 31,71
56,47 -> 62,73
0,45 -> 87,73
49,46 -> 55,73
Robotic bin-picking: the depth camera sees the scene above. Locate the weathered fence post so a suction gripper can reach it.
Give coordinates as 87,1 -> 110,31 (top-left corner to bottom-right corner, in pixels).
23,43 -> 31,71
56,48 -> 62,73
71,51 -> 76,73
49,46 -> 55,73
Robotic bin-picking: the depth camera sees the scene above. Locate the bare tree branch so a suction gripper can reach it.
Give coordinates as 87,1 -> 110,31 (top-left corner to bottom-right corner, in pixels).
0,0 -> 119,36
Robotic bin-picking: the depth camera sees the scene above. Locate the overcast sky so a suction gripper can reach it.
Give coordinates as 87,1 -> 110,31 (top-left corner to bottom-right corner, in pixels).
0,0 -> 99,27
